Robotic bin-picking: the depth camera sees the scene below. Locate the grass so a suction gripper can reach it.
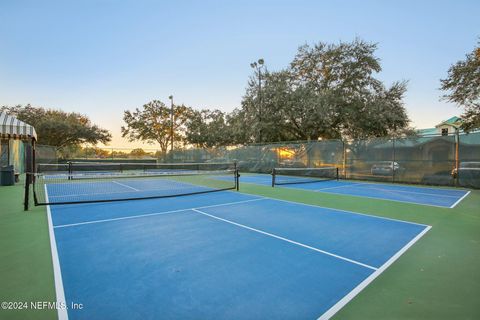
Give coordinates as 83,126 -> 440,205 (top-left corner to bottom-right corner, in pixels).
0,176 -> 56,319
0,175 -> 479,319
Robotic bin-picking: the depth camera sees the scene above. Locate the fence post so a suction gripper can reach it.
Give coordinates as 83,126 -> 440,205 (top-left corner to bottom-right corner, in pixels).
342,140 -> 347,179
306,139 -> 311,168
392,137 -> 396,183
23,142 -> 34,211
271,168 -> 276,187
455,129 -> 460,186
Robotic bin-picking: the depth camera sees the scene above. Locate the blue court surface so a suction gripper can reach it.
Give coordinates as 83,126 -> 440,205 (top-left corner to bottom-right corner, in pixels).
238,174 -> 470,208
47,182 -> 431,319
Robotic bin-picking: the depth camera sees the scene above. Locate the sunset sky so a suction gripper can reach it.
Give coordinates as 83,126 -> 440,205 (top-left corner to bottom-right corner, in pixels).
1,0 -> 478,149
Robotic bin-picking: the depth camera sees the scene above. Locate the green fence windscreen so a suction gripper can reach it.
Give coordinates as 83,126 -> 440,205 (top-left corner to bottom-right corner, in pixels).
35,132 -> 480,188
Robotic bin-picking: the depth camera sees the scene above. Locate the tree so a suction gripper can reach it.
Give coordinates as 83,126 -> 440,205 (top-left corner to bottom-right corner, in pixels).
185,109 -> 231,148
225,108 -> 250,145
241,70 -> 298,142
239,39 -> 411,142
111,150 -> 128,159
129,148 -> 150,157
441,41 -> 480,131
1,104 -> 111,148
289,39 -> 410,140
121,100 -> 192,155
82,147 -> 110,159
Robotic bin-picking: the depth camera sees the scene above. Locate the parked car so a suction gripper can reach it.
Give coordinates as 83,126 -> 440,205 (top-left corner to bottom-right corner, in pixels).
451,161 -> 480,178
205,158 -> 229,163
452,162 -> 480,188
421,170 -> 454,186
278,160 -> 307,168
370,161 -> 404,176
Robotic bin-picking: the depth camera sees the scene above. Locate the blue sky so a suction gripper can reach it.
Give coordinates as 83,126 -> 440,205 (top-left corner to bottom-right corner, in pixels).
1,0 -> 478,148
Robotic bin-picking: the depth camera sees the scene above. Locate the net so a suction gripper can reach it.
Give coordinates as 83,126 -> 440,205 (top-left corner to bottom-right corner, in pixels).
272,167 -> 339,186
36,162 -> 235,178
35,144 -> 58,164
33,162 -> 239,205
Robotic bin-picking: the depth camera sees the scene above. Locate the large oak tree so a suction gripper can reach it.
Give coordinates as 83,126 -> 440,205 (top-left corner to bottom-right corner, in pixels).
237,39 -> 410,143
441,40 -> 480,131
1,104 -> 111,148
121,100 -> 192,154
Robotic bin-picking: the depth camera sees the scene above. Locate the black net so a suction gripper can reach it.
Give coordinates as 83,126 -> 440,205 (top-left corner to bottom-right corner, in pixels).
36,163 -> 70,175
68,161 -> 234,177
272,167 -> 339,186
35,145 -> 58,164
33,162 -> 238,205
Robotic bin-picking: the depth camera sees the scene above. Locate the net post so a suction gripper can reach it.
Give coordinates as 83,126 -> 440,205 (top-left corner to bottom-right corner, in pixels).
454,129 -> 459,187
68,161 -> 73,180
235,169 -> 240,191
392,137 -> 396,183
271,168 -> 276,187
24,173 -> 30,211
23,142 -> 34,211
342,140 -> 347,180
336,167 -> 339,181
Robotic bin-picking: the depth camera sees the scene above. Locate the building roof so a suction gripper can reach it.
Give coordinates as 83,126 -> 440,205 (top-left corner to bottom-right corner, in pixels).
417,128 -> 438,135
416,116 -> 463,135
435,116 -> 462,128
0,111 -> 37,140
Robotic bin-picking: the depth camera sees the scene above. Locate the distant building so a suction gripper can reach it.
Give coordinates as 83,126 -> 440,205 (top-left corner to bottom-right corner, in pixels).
417,116 -> 464,136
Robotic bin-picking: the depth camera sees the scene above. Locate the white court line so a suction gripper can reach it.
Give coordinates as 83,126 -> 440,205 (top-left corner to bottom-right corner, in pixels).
318,190 -> 458,209
275,179 -> 468,208
54,197 -> 266,229
253,194 -> 430,228
314,182 -> 370,191
45,187 -> 69,320
317,225 -> 432,320
191,208 -> 377,271
450,190 -> 471,208
353,185 -> 462,198
283,185 -> 455,209
339,179 -> 468,193
112,180 -> 140,191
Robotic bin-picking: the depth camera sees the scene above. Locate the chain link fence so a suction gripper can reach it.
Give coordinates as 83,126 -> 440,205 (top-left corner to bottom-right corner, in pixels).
33,132 -> 480,188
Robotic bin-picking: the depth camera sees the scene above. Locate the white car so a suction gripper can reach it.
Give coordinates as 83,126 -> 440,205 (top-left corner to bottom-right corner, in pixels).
371,161 -> 404,176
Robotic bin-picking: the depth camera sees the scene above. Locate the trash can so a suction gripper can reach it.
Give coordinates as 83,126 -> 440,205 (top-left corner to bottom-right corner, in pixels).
0,165 -> 15,186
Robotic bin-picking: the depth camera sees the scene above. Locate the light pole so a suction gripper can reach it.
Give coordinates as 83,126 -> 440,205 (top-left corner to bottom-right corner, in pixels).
168,95 -> 174,154
250,59 -> 264,142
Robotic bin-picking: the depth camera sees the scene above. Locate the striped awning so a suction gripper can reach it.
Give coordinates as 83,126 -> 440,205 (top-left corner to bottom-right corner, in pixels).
0,111 -> 37,140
